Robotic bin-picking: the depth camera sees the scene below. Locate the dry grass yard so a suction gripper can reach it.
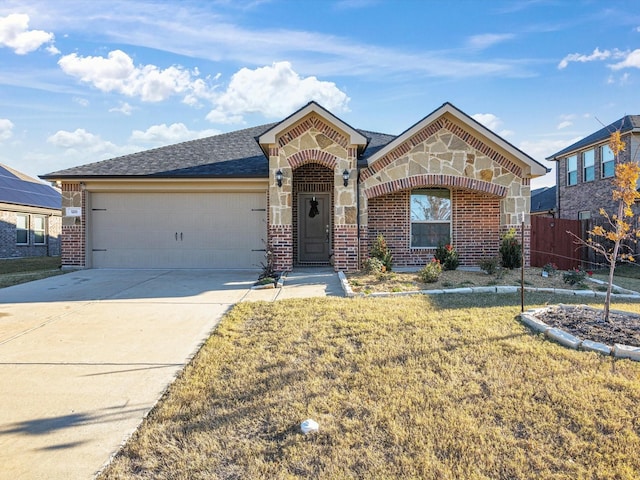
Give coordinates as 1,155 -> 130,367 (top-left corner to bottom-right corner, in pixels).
100,294 -> 640,479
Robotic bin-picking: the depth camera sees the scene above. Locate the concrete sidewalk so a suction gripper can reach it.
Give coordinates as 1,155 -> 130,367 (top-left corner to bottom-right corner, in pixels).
0,267 -> 342,479
241,268 -> 344,302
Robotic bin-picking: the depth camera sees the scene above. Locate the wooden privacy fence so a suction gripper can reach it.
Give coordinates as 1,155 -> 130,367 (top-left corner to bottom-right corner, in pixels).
530,216 -> 584,270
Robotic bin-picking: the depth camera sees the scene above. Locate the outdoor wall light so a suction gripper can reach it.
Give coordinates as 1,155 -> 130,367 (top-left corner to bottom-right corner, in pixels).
342,169 -> 350,187
275,169 -> 283,187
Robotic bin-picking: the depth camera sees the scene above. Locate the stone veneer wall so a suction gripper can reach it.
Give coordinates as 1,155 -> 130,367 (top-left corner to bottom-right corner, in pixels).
366,189 -> 501,267
61,183 -> 85,268
360,118 -> 531,267
267,113 -> 359,272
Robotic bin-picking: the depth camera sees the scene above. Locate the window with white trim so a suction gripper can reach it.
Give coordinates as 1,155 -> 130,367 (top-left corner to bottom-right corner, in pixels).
601,144 -> 614,178
16,214 -> 28,244
410,188 -> 451,248
583,149 -> 594,182
566,155 -> 577,185
33,215 -> 46,245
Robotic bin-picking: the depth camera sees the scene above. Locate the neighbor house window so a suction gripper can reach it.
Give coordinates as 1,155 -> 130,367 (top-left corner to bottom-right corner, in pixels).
410,188 -> 451,248
566,155 -> 577,185
601,144 -> 614,178
579,211 -> 591,220
33,215 -> 46,245
583,149 -> 594,182
16,214 -> 28,244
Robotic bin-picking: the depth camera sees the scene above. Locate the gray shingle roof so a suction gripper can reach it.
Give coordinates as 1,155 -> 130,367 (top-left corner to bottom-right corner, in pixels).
530,185 -> 556,213
547,115 -> 640,160
41,122 -> 398,180
0,164 -> 61,210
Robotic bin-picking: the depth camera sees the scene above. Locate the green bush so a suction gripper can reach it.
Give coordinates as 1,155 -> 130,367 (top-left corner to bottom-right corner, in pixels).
434,243 -> 459,271
499,228 -> 522,269
363,257 -> 385,274
563,268 -> 586,286
371,234 -> 393,272
478,257 -> 500,275
419,259 -> 442,283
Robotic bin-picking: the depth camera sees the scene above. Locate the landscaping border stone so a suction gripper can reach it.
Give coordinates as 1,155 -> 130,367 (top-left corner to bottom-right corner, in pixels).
338,272 -> 640,362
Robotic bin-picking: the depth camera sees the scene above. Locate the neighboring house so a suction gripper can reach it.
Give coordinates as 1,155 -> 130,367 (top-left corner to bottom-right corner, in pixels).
41,102 -> 548,272
530,186 -> 556,217
0,163 -> 62,258
546,115 -> 640,221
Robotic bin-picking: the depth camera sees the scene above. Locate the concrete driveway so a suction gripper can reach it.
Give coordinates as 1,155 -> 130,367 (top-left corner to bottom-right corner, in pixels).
0,269 -> 259,480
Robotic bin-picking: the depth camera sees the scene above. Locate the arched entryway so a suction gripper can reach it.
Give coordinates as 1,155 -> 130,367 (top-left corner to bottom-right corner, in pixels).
292,162 -> 334,266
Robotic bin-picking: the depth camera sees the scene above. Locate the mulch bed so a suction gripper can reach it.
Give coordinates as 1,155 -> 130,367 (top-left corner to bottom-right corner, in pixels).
538,305 -> 640,347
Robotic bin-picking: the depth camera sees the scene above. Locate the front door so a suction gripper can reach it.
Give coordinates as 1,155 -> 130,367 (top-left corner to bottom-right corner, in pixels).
298,193 -> 330,263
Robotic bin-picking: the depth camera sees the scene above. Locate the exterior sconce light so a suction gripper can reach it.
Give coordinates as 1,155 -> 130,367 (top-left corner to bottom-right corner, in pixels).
275,169 -> 283,187
342,169 -> 350,187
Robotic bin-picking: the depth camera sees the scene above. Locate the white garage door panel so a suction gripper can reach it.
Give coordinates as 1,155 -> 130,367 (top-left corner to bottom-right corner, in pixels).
91,192 -> 266,269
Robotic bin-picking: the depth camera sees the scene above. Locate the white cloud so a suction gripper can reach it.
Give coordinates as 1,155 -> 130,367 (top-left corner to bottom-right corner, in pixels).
472,113 -> 502,131
0,13 -> 55,55
47,128 -> 118,155
73,97 -> 89,107
467,33 -> 514,50
129,123 -> 219,145
58,49 -> 217,102
206,61 -> 349,124
519,137 -> 583,161
609,49 -> 640,70
0,118 -> 14,142
557,121 -> 572,129
557,47 -> 620,69
109,102 -> 134,115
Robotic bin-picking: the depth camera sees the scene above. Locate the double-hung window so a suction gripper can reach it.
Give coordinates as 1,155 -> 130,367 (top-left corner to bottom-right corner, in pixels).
16,214 -> 28,244
583,149 -> 594,182
566,155 -> 578,185
410,188 -> 451,248
601,144 -> 614,178
33,215 -> 46,245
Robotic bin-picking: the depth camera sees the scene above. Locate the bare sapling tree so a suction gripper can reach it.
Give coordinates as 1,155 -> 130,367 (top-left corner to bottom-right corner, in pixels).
571,130 -> 640,321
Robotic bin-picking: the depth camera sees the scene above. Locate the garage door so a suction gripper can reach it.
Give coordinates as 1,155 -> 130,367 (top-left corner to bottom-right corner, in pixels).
90,192 -> 266,269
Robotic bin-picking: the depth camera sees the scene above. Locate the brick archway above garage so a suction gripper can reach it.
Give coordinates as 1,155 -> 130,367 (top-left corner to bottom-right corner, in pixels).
364,174 -> 508,199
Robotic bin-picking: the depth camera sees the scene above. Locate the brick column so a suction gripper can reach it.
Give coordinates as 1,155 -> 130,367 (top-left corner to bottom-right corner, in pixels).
269,225 -> 293,272
333,225 -> 359,272
61,183 -> 85,269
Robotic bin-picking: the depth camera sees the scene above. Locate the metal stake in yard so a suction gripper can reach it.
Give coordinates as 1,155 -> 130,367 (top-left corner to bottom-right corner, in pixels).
521,213 -> 525,312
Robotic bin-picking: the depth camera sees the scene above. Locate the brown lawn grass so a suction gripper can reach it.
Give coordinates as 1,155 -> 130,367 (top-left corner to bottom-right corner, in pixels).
0,256 -> 64,288
100,294 -> 640,479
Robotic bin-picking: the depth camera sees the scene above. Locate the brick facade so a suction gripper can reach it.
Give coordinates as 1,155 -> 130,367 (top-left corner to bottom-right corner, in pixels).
0,208 -> 61,258
60,183 -> 85,268
556,132 -> 640,220
366,189 -> 502,267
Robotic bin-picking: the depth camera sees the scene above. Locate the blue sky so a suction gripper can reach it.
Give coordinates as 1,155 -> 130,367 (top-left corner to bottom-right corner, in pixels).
0,0 -> 638,188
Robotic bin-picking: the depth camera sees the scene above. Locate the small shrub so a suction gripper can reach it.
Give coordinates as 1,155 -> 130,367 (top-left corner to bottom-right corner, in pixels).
371,234 -> 393,272
542,262 -> 559,276
434,243 -> 459,271
563,268 -> 586,286
478,257 -> 500,275
363,257 -> 385,274
500,228 -> 522,269
419,259 -> 442,283
258,249 -> 277,280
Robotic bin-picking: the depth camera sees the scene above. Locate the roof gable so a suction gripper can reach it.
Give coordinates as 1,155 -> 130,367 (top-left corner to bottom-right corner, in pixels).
365,102 -> 548,178
547,115 -> 640,160
258,101 -> 368,150
0,164 -> 61,210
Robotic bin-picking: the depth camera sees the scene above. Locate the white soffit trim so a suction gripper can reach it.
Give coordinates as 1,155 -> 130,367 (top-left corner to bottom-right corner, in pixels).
366,102 -> 548,178
258,101 -> 367,147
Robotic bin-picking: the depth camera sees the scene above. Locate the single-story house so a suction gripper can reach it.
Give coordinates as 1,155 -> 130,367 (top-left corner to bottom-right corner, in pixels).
41,102 -> 548,272
1,163 -> 61,258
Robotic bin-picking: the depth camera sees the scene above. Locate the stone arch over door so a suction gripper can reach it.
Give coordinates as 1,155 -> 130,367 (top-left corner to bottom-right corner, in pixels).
292,162 -> 334,266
